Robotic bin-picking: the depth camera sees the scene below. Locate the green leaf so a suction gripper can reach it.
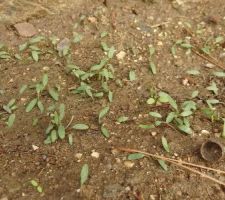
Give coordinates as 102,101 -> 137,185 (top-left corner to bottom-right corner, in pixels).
19,84 -> 27,95
129,71 -> 136,81
44,136 -> 52,144
15,54 -> 22,60
155,120 -> 162,126
180,110 -> 193,117
128,153 -> 145,160
213,71 -> 225,77
149,62 -> 156,74
101,42 -> 109,51
31,51 -> 39,62
73,124 -> 89,130
108,46 -> 115,58
147,98 -> 155,105
51,130 -> 58,143
68,134 -> 73,145
161,136 -> 170,153
149,112 -> 162,118
222,119 -> 225,138
37,101 -> 44,113
19,43 -> 28,51
7,114 -> 15,127
171,46 -> 176,56
149,46 -> 155,56
139,124 -> 155,129
166,112 -> 176,123
30,180 -> 38,187
191,90 -> 199,98
186,69 -> 200,75
48,88 -> 59,101
101,31 -> 108,38
58,125 -> 65,139
59,104 -> 65,121
215,36 -> 224,43
207,82 -> 218,95
42,74 -> 48,87
117,116 -> 129,123
37,186 -> 43,193
7,99 -> 16,108
99,106 -> 110,123
26,98 -> 38,112
101,125 -> 110,138
80,164 -> 89,185
30,35 -> 45,44
180,43 -> 192,49
3,105 -> 11,113
108,91 -> 113,102
177,124 -> 192,134
158,160 -> 168,171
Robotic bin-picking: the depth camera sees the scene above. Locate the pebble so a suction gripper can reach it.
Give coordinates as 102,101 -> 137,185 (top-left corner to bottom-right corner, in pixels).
182,78 -> 189,86
91,151 -> 100,158
75,153 -> 82,159
14,22 -> 37,37
116,51 -> 126,60
124,161 -> 134,168
43,66 -> 50,71
32,145 -> 39,151
201,130 -> 210,134
151,132 -> 157,136
204,63 -> 215,68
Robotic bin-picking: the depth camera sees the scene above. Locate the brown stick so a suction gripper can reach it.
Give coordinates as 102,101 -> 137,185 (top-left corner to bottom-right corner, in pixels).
116,147 -> 225,186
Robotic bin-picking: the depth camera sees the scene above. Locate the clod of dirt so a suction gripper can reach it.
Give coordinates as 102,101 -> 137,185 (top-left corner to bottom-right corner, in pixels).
200,139 -> 224,162
14,22 -> 37,37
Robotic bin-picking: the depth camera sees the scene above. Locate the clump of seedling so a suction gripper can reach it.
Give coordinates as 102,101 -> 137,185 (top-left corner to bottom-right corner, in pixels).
44,103 -> 66,144
1,99 -> 17,127
30,180 -> 43,193
99,106 -> 110,138
25,74 -> 60,113
0,43 -> 11,60
141,91 -> 197,134
19,35 -> 46,62
44,103 -> 89,144
68,42 -> 116,102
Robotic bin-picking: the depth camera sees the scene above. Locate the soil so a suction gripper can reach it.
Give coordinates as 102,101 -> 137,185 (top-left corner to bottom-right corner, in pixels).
1,0 -> 225,199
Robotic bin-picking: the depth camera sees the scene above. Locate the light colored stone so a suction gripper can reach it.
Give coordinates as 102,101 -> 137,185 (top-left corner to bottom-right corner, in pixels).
116,51 -> 126,60
91,151 -> 100,158
32,145 -> 39,151
75,153 -> 82,159
14,22 -> 37,37
124,161 -> 134,168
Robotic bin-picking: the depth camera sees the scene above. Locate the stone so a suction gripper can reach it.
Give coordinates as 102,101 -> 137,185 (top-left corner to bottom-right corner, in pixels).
14,22 -> 37,37
91,151 -> 100,158
116,51 -> 126,60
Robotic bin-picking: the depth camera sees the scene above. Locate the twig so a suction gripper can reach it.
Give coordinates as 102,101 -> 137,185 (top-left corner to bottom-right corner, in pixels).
183,27 -> 225,70
66,115 -> 74,129
116,147 -> 225,186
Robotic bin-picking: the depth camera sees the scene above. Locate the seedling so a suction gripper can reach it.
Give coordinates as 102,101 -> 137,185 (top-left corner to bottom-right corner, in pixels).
2,99 -> 17,127
26,74 -> 48,113
44,104 -> 66,144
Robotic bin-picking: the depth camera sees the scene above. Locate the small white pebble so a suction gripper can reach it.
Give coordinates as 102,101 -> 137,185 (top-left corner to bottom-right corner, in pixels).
124,161 -> 135,168
201,130 -> 210,134
116,51 -> 126,60
75,153 -> 82,159
32,145 -> 39,151
151,132 -> 157,136
91,151 -> 100,158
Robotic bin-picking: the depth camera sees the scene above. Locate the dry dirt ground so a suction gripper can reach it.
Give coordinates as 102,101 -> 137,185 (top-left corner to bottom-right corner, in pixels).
1,0 -> 225,199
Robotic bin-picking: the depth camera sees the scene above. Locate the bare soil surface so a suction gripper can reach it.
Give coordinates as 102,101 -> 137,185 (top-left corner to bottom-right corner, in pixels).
1,0 -> 225,199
